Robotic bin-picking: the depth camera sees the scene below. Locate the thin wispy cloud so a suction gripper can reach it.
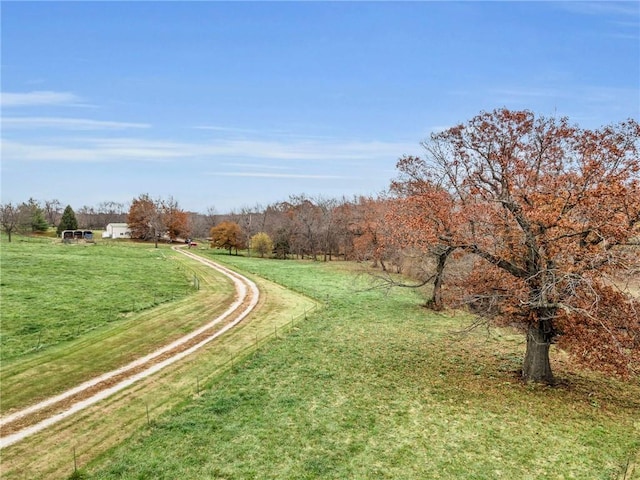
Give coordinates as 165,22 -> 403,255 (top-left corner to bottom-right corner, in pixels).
1,139 -> 181,163
205,139 -> 417,161
1,136 -> 419,164
2,117 -> 150,130
194,125 -> 336,142
488,87 -> 562,99
194,125 -> 273,135
220,162 -> 290,170
556,2 -> 639,41
610,32 -> 640,40
214,172 -> 350,180
1,91 -> 83,107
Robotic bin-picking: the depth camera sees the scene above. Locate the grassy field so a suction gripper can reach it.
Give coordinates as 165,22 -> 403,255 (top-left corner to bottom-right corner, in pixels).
78,252 -> 639,480
0,236 -> 239,414
1,235 -> 196,359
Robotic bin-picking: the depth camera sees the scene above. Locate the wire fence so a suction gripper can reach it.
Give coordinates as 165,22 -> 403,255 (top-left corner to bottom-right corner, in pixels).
66,299 -> 323,476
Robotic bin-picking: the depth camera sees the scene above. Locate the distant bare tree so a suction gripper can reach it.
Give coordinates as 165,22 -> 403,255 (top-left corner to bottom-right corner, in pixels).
43,199 -> 62,226
76,205 -> 97,229
97,201 -> 128,226
0,202 -> 25,242
263,201 -> 295,259
289,194 -> 322,259
229,204 -> 269,255
316,196 -> 339,261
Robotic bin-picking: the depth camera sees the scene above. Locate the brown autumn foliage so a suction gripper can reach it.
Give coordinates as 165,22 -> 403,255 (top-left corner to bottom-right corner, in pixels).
349,197 -> 394,269
388,108 -> 640,382
210,221 -> 245,254
163,200 -> 190,241
385,184 -> 459,309
128,194 -> 158,241
556,282 -> 640,376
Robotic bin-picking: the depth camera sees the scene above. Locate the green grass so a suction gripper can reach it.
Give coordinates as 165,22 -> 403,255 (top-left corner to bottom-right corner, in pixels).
84,252 -> 640,480
1,235 -> 196,360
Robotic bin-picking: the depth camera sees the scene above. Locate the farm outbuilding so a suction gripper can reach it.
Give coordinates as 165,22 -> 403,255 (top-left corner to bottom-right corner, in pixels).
102,223 -> 131,239
62,230 -> 94,241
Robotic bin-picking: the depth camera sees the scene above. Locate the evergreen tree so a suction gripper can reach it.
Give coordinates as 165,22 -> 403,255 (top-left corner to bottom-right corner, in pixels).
57,205 -> 78,235
31,209 -> 49,232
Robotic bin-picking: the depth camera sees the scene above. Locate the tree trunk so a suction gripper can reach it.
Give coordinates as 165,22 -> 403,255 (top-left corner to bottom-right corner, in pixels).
423,246 -> 454,311
522,322 -> 554,384
431,246 -> 454,311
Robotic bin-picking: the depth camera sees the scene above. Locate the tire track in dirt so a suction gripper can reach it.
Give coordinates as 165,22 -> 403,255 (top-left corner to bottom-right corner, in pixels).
0,247 -> 259,449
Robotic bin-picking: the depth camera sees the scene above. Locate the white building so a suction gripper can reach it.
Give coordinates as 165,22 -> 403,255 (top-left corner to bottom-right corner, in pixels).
102,223 -> 131,239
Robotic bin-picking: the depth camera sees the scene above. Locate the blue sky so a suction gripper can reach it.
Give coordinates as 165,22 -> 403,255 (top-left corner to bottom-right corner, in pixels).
1,1 -> 638,213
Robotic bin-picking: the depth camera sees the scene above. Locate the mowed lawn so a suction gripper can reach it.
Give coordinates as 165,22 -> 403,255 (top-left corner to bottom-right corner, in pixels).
86,252 -> 640,480
1,235 -> 195,360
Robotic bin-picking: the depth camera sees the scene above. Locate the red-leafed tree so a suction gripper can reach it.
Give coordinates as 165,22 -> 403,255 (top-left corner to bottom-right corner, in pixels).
348,196 -> 398,270
163,197 -> 190,241
391,108 -> 640,383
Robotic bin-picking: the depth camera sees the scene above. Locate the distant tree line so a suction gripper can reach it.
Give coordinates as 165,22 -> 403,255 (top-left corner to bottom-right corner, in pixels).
0,197 -> 216,241
0,192 -> 397,260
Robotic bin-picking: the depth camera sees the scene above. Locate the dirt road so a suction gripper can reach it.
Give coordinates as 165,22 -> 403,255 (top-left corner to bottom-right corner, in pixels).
0,248 -> 259,449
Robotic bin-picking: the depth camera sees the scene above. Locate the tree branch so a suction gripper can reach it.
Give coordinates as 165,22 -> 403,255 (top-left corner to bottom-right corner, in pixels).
463,244 -> 530,279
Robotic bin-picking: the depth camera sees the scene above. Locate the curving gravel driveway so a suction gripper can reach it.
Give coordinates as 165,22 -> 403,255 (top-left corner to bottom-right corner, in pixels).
0,247 -> 259,449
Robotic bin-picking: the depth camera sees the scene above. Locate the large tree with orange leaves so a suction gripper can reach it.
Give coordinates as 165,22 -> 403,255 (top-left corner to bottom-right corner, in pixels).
391,109 -> 640,383
210,221 -> 245,255
128,194 -> 161,244
163,197 -> 190,241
